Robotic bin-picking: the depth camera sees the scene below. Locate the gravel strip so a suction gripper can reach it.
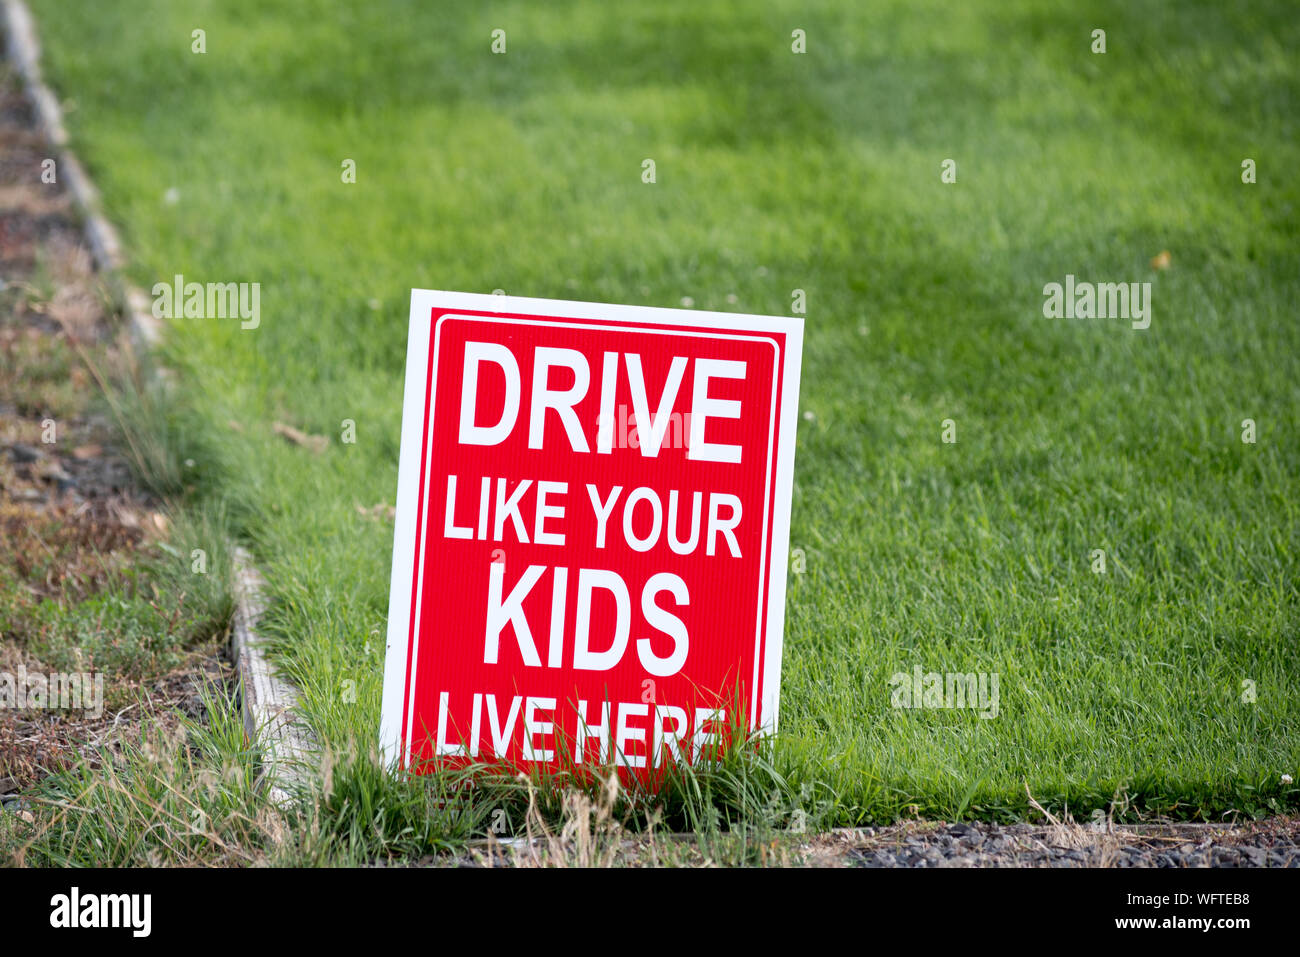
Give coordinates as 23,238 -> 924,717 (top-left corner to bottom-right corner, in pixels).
803,817 -> 1300,868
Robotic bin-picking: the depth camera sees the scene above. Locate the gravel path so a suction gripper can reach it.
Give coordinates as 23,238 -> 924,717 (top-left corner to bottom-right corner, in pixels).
803,817 -> 1300,868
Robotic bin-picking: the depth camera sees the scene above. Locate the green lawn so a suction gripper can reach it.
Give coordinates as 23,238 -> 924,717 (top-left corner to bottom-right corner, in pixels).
26,0 -> 1300,849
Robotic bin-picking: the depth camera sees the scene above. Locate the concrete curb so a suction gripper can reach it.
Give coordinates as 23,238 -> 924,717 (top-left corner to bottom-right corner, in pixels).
231,549 -> 313,805
2,0 -> 313,806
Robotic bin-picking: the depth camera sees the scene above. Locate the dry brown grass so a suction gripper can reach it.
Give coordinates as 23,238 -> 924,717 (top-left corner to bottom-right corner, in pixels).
480,772 -> 630,868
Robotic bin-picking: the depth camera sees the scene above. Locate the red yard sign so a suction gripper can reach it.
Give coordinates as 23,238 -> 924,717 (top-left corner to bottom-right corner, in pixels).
380,290 -> 803,776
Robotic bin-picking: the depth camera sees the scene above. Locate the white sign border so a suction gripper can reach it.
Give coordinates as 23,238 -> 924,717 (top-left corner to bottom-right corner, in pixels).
380,289 -> 804,769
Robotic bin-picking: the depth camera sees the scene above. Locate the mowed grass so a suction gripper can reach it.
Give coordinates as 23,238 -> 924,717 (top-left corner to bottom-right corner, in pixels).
27,0 -> 1300,839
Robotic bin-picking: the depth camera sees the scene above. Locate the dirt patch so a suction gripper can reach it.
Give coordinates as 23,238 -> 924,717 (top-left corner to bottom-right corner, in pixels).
0,68 -> 227,799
